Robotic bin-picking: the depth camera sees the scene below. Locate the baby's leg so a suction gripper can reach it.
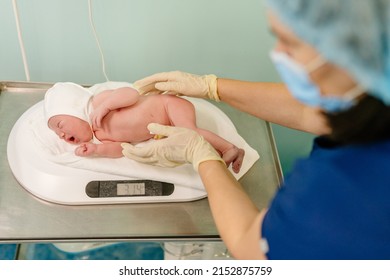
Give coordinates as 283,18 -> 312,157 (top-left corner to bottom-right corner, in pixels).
165,97 -> 245,173
199,128 -> 245,174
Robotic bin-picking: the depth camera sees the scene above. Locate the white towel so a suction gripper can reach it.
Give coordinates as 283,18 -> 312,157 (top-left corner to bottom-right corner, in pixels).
29,82 -> 260,191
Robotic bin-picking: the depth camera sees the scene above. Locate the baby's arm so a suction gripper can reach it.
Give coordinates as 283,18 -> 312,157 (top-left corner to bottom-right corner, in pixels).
75,142 -> 123,158
91,87 -> 140,127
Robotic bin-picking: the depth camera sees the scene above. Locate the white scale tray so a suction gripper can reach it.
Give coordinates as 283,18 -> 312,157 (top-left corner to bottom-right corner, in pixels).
7,102 -> 207,205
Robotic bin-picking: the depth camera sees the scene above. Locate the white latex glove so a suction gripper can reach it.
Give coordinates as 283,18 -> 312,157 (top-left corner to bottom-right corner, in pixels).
133,71 -> 220,101
121,123 -> 225,171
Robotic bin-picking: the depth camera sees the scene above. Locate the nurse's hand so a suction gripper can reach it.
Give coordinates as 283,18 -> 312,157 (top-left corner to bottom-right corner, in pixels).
121,123 -> 225,170
133,71 -> 220,101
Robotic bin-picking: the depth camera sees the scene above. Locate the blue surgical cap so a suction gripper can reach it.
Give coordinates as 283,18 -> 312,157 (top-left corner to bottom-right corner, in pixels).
266,0 -> 390,105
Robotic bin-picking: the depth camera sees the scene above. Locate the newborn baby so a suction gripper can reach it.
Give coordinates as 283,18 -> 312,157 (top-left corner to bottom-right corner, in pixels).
44,82 -> 245,173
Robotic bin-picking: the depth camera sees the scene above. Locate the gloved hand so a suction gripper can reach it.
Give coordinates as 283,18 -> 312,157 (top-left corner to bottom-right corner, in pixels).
121,123 -> 225,171
133,71 -> 220,101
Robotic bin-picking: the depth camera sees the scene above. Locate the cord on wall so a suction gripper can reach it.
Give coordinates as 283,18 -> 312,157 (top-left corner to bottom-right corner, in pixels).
12,0 -> 30,82
88,0 -> 110,82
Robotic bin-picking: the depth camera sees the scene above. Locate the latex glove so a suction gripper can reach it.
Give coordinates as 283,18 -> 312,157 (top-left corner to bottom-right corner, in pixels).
133,71 -> 220,101
121,123 -> 225,171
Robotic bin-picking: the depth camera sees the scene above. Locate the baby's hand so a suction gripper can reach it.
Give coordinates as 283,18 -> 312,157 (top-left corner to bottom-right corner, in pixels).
91,105 -> 110,128
75,143 -> 97,157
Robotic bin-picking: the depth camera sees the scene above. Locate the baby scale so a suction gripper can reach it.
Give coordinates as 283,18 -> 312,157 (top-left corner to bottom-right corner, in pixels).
7,102 -> 207,205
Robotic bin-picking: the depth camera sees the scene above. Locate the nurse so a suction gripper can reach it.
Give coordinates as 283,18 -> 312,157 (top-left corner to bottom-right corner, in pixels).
122,0 -> 390,259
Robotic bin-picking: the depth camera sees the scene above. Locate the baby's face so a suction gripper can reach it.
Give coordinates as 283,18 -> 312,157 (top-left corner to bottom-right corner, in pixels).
48,115 -> 93,144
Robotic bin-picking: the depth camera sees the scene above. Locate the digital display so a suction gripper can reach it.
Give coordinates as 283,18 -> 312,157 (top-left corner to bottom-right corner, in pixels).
117,183 -> 146,196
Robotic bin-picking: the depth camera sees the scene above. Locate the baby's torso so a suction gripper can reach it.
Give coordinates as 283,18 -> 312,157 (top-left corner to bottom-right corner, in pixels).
92,94 -> 172,143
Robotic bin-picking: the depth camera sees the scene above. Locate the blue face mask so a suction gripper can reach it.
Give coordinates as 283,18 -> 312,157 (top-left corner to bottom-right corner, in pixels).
270,50 -> 364,113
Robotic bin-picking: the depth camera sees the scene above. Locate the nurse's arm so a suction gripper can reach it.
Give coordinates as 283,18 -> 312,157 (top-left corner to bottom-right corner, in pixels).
217,79 -> 330,135
198,160 -> 268,260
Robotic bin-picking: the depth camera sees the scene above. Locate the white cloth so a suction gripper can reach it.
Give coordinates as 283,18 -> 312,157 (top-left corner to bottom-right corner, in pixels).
30,82 -> 260,190
44,82 -> 93,125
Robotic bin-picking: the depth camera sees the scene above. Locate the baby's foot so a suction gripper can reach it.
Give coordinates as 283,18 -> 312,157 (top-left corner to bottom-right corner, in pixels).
222,146 -> 245,173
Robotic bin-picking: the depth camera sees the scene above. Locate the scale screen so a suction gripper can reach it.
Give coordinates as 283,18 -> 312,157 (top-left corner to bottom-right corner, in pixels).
117,183 -> 146,196
85,180 -> 175,198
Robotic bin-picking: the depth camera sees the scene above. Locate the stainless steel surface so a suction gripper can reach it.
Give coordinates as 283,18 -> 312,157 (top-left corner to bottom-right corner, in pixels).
0,81 -> 281,243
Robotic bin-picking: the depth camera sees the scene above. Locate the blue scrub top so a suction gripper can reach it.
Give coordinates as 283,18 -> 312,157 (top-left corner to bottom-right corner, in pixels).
262,137 -> 390,259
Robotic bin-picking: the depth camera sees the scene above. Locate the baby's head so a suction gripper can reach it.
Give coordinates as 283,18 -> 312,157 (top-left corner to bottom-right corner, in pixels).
44,82 -> 93,144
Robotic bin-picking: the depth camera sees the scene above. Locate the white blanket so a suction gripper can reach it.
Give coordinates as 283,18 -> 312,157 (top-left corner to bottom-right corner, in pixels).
29,82 -> 260,191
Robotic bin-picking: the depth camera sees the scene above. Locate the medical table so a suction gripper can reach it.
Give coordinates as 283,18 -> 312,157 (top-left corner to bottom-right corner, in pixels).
0,81 -> 282,244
